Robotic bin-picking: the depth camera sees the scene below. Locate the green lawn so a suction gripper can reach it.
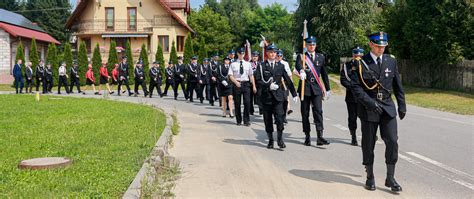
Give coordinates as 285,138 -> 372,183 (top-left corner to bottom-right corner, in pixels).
0,95 -> 166,197
404,86 -> 474,115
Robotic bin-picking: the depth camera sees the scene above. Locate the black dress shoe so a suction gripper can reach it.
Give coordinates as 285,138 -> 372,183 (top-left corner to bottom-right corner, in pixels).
365,165 -> 376,191
304,132 -> 311,146
365,178 -> 376,191
287,110 -> 293,115
267,142 -> 274,149
244,123 -> 250,127
236,123 -> 242,126
304,139 -> 311,146
277,140 -> 286,148
385,164 -> 402,192
316,137 -> 329,146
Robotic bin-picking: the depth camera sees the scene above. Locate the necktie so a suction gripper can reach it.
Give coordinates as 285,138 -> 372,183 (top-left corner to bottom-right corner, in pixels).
376,57 -> 381,73
239,61 -> 243,75
271,62 -> 274,69
310,53 -> 314,61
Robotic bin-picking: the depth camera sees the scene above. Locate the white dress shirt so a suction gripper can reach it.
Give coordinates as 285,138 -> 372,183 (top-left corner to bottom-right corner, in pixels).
370,51 -> 383,65
228,59 -> 253,82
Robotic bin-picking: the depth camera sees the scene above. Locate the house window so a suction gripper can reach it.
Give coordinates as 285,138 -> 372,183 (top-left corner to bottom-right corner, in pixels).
105,8 -> 114,31
177,36 -> 185,52
127,7 -> 137,31
158,35 -> 169,52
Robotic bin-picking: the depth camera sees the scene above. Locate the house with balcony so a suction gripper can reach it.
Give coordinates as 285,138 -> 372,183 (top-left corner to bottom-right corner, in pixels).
0,9 -> 60,84
65,0 -> 194,63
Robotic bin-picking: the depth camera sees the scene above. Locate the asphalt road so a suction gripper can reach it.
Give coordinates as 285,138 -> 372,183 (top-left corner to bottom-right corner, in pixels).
167,93 -> 474,198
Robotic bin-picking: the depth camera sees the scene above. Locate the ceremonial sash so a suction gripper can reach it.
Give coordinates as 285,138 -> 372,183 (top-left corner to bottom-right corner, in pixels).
305,55 -> 326,97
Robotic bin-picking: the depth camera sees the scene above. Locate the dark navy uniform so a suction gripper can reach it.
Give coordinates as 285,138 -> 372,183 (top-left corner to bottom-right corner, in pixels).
134,60 -> 148,97
217,58 -> 233,97
149,62 -> 162,98
255,44 -> 297,149
163,63 -> 174,96
25,64 -> 33,93
295,36 -> 331,146
35,62 -> 45,92
173,57 -> 188,100
198,59 -> 211,104
186,56 -> 200,102
69,63 -> 82,93
12,62 -> 23,93
209,57 -> 220,106
45,64 -> 53,93
340,47 -> 365,146
118,57 -> 133,96
350,32 -> 406,192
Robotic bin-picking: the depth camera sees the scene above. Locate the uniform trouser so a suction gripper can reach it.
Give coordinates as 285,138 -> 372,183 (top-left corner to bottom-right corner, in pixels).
198,83 -> 209,101
209,83 -> 217,104
233,82 -> 251,124
14,76 -> 24,93
173,79 -> 187,98
149,80 -> 162,97
250,89 -> 255,114
301,94 -> 324,133
45,78 -> 52,92
36,77 -> 43,91
187,81 -> 198,101
361,113 -> 398,165
70,78 -> 81,93
263,100 -> 285,138
163,81 -> 172,95
25,78 -> 33,92
134,79 -> 148,95
58,76 -> 69,93
42,78 -> 48,93
346,101 -> 358,130
118,78 -> 132,94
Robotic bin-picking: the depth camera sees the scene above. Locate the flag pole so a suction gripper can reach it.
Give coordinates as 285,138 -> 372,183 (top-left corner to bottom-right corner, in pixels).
301,19 -> 308,101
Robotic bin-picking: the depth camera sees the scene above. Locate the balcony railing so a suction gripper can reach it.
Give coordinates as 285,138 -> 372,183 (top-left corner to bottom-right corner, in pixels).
70,17 -> 180,34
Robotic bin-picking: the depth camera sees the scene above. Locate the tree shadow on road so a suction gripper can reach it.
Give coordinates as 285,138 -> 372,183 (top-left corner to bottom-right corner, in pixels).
289,169 -> 364,188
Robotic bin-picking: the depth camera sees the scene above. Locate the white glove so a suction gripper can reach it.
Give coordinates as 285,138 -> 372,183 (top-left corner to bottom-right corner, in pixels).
299,70 -> 306,80
326,91 -> 332,100
180,74 -> 184,78
293,96 -> 299,103
270,82 -> 279,91
222,80 -> 228,86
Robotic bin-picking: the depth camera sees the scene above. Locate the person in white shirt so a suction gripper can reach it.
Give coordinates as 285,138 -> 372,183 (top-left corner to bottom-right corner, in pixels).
228,47 -> 257,126
57,62 -> 70,94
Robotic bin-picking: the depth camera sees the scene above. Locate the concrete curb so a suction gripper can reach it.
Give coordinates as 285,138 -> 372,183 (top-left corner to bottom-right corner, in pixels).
122,104 -> 175,199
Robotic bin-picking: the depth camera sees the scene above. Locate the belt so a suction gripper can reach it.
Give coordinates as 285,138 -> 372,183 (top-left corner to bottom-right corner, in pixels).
370,92 -> 391,101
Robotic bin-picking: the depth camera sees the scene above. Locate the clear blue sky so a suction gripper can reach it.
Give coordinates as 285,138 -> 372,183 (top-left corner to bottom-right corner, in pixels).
69,0 -> 298,12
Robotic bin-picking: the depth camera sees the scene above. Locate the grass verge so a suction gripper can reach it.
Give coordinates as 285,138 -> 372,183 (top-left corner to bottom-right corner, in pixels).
0,95 -> 166,197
